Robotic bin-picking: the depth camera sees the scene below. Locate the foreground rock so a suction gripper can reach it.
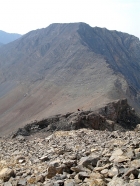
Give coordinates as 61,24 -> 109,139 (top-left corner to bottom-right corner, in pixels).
0,168 -> 15,182
0,126 -> 140,185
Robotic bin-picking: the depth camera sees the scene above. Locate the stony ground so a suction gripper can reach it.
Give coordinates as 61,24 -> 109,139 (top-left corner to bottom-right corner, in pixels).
0,125 -> 140,186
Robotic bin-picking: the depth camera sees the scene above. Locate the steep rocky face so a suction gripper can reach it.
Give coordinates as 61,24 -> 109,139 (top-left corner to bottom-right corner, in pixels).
0,23 -> 140,135
78,24 -> 140,112
78,24 -> 140,91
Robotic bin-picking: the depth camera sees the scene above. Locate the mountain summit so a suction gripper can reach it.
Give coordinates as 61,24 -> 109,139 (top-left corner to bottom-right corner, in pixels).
0,23 -> 140,135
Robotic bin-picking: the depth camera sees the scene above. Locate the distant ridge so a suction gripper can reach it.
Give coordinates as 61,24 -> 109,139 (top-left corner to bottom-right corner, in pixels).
0,30 -> 21,44
0,22 -> 140,135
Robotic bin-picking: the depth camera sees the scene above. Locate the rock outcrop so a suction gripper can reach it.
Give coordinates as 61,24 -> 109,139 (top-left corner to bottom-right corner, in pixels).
12,99 -> 140,138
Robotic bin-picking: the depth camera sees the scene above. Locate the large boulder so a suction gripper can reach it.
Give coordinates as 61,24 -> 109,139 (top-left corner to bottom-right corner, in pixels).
0,168 -> 15,182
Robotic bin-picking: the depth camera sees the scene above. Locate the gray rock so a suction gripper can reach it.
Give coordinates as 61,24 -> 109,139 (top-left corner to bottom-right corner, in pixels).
17,178 -> 27,186
4,182 -> 12,186
39,156 -> 49,162
130,159 -> 140,169
79,155 -> 99,168
108,166 -> 119,177
122,168 -> 139,179
78,172 -> 90,180
109,148 -> 123,161
108,176 -> 126,186
129,179 -> 140,186
53,180 -> 64,186
135,124 -> 140,132
64,179 -> 75,186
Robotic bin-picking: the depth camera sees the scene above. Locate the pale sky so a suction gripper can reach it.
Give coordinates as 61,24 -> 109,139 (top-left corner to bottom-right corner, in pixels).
0,0 -> 140,38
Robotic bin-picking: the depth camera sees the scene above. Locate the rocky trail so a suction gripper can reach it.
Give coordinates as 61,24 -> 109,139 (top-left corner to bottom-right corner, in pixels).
0,99 -> 140,185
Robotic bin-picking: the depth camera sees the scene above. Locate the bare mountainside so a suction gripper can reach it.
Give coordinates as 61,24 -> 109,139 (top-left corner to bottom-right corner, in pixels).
0,22 -> 140,135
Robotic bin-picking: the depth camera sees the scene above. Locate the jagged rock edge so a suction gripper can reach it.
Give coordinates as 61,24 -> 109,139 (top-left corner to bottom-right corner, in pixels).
11,99 -> 140,138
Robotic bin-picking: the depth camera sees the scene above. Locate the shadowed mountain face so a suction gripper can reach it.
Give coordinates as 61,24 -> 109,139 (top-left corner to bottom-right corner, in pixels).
0,23 -> 140,135
0,30 -> 21,44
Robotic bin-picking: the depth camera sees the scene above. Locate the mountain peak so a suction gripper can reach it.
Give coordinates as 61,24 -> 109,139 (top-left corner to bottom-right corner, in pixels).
0,23 -> 140,135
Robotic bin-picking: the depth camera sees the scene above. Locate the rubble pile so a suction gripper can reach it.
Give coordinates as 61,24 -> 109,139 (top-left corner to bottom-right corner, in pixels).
0,126 -> 140,185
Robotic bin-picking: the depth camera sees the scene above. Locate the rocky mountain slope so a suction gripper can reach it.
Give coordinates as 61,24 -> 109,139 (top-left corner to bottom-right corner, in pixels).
0,124 -> 140,185
0,30 -> 21,44
0,23 -> 140,135
0,99 -> 140,185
